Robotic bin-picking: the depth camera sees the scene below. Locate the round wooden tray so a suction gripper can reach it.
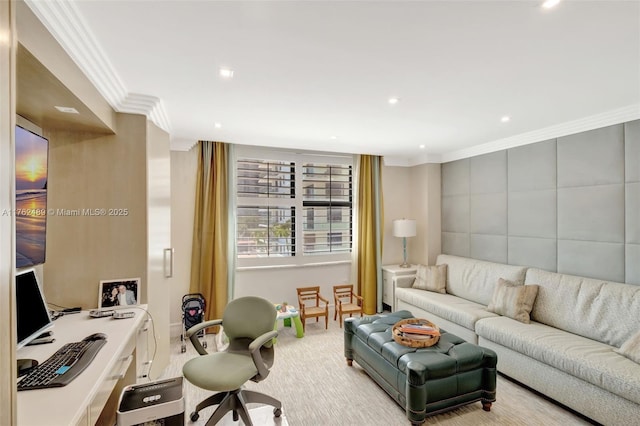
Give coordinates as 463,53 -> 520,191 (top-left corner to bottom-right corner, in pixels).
392,318 -> 440,348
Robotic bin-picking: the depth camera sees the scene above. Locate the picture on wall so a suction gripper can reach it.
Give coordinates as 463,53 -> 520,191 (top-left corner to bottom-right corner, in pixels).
15,125 -> 49,268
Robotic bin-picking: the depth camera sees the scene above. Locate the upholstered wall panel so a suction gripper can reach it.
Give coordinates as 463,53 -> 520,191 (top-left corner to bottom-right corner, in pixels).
442,159 -> 469,196
627,245 -> 640,285
625,120 -> 639,183
441,119 -> 637,285
508,237 -> 556,272
442,232 -> 469,257
470,234 -> 507,263
508,190 -> 556,238
557,240 -> 625,282
557,185 -> 625,243
626,120 -> 640,285
508,139 -> 556,191
470,151 -> 506,194
442,196 -> 469,233
470,193 -> 506,235
627,182 -> 640,244
557,125 -> 624,187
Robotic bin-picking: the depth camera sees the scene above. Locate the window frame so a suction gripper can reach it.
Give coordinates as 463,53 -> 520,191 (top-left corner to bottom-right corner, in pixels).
235,146 -> 354,269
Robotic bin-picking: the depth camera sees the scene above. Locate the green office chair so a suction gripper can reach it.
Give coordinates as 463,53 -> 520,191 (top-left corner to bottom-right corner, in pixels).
182,296 -> 282,425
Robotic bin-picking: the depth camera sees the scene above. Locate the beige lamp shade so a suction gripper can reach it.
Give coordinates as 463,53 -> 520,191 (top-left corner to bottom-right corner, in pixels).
393,219 -> 417,238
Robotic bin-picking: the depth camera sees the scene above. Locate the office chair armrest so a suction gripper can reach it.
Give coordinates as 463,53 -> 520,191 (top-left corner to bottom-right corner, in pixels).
187,319 -> 223,355
249,330 -> 279,379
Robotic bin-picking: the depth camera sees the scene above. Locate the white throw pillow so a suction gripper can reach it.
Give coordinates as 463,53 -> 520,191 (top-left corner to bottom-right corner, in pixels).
411,264 -> 447,294
616,330 -> 640,364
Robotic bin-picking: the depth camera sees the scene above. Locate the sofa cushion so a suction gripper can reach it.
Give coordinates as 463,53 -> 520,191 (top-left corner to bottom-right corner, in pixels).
395,287 -> 499,331
436,254 -> 527,306
526,268 -> 640,347
476,316 -> 640,405
616,330 -> 640,364
412,264 -> 447,293
487,278 -> 539,324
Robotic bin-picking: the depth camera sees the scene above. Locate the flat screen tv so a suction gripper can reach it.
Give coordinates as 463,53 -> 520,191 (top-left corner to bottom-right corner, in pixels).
15,125 -> 48,268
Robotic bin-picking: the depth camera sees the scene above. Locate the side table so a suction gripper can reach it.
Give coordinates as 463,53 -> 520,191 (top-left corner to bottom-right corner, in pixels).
382,264 -> 418,311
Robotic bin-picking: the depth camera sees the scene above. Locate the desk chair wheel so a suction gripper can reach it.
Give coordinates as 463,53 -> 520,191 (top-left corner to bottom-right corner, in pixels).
190,411 -> 199,422
274,408 -> 282,417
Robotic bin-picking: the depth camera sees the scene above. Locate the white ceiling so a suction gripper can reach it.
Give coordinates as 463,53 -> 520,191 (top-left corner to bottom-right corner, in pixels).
28,1 -> 640,164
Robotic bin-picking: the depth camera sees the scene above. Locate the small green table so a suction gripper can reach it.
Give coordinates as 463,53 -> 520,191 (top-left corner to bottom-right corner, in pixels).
274,306 -> 304,339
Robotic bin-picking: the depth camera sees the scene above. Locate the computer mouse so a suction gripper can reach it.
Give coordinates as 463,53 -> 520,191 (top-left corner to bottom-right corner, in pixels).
83,332 -> 107,341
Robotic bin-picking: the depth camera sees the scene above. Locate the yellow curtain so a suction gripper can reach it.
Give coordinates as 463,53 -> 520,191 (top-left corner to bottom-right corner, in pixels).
357,155 -> 384,314
190,141 -> 229,321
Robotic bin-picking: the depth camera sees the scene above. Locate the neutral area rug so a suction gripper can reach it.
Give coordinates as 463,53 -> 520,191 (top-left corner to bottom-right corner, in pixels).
157,316 -> 594,426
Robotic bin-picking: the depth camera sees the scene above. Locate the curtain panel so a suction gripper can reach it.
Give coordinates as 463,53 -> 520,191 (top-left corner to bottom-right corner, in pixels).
356,155 -> 384,314
190,141 -> 229,321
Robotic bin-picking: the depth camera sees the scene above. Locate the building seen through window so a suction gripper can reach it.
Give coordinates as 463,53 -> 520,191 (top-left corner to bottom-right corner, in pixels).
236,157 -> 352,258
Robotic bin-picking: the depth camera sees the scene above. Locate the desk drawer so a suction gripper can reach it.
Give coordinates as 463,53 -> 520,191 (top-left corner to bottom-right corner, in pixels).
87,333 -> 136,424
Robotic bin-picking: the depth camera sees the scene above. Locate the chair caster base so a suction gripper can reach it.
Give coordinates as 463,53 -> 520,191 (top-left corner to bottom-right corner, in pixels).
190,411 -> 199,422
273,407 -> 282,417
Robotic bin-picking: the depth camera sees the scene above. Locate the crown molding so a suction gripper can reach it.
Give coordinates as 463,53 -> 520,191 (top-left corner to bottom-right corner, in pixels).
439,104 -> 640,163
171,138 -> 199,152
121,93 -> 171,133
25,0 -> 171,133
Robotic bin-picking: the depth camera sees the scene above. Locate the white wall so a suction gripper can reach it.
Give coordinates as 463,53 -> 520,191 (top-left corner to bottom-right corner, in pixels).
169,148 -> 197,334
235,262 -> 351,313
168,152 -> 441,332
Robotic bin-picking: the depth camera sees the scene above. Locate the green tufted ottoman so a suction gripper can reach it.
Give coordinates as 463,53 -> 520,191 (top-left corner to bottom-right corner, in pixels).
344,311 -> 497,425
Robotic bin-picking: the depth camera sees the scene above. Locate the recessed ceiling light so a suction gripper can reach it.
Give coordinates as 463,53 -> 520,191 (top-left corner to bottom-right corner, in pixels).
419,144 -> 426,149
542,0 -> 560,9
501,116 -> 511,123
219,68 -> 234,79
388,97 -> 400,105
330,136 -> 337,140
214,122 -> 222,129
54,106 -> 79,114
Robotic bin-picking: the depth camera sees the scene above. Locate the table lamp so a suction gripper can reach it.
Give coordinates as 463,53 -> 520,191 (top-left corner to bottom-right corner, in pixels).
393,219 -> 417,268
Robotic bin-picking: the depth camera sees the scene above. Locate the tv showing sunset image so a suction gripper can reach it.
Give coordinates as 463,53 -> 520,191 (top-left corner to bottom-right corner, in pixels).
15,125 -> 48,268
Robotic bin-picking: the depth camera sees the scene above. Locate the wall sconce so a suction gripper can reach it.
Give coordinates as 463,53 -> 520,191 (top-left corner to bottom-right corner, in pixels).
393,219 -> 417,268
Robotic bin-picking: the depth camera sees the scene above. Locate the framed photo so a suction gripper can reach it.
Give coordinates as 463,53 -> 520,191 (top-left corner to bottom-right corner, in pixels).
98,278 -> 140,309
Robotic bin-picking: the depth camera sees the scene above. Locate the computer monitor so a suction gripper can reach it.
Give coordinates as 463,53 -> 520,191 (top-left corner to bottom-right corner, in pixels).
16,268 -> 54,349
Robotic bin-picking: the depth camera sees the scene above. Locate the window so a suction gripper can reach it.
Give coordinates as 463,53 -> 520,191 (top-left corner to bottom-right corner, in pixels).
302,163 -> 352,254
236,153 -> 352,262
236,160 -> 295,258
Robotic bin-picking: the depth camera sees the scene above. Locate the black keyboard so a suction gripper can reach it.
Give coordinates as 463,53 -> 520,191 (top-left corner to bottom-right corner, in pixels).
17,337 -> 106,391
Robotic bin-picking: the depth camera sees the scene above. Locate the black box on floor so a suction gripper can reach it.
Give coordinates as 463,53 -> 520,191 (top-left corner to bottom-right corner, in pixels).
116,377 -> 184,426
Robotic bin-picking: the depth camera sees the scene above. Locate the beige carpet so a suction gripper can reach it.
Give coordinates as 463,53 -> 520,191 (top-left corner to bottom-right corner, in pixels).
158,317 -> 594,426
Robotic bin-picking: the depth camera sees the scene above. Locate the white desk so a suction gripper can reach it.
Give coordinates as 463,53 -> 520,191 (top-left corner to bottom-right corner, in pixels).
17,307 -> 150,426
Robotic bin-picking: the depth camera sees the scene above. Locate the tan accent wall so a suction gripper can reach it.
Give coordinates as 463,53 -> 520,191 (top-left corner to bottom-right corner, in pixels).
16,1 -> 115,132
381,162 -> 442,267
381,165 -> 411,266
43,113 -> 148,309
409,163 -> 441,266
0,1 -> 17,423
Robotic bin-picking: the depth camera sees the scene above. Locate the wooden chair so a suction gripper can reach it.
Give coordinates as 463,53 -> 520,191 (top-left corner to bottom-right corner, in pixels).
296,286 -> 329,331
333,284 -> 364,327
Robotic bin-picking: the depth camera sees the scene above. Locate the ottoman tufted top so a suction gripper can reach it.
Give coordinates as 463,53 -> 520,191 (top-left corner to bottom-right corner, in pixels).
348,311 -> 497,379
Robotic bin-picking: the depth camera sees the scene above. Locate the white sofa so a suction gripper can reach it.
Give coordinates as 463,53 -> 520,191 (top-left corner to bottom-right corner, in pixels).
394,254 -> 640,426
